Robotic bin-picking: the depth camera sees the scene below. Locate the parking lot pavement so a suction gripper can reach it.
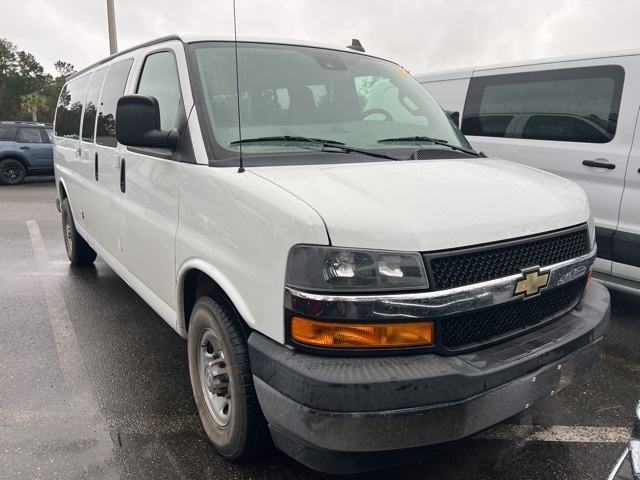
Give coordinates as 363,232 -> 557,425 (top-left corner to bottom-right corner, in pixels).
1,180 -> 639,479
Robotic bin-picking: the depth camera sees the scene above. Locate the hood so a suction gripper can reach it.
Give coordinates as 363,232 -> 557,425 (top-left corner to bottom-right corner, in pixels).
251,158 -> 590,252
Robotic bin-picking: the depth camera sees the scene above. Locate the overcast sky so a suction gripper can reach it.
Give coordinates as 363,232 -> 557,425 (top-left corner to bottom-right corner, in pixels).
4,0 -> 640,76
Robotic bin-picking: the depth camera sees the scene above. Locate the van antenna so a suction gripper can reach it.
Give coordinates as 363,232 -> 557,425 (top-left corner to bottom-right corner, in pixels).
233,0 -> 244,173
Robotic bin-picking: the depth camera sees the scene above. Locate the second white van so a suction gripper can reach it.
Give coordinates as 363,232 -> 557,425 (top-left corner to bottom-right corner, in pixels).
416,51 -> 640,294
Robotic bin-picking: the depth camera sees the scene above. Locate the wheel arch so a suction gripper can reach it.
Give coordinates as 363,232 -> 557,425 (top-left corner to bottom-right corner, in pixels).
177,260 -> 255,339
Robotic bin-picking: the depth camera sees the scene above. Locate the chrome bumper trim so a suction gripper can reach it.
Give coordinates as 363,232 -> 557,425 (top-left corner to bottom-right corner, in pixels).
285,247 -> 596,320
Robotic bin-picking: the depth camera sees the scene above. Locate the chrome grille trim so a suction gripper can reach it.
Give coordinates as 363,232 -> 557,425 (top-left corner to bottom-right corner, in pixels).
285,246 -> 596,321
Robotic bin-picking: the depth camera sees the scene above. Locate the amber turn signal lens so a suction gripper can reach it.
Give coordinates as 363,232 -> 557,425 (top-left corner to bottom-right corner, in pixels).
291,317 -> 434,348
585,271 -> 593,291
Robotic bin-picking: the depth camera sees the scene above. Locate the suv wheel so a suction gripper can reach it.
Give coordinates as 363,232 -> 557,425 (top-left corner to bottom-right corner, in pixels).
0,159 -> 26,185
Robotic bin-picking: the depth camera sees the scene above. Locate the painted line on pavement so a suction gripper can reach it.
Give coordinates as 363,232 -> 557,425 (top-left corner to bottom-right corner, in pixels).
27,220 -> 101,415
476,424 -> 630,443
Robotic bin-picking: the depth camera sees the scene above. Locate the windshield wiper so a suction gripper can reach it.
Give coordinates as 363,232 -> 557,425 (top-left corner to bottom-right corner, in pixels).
230,135 -> 400,161
377,136 -> 483,157
230,136 -> 346,146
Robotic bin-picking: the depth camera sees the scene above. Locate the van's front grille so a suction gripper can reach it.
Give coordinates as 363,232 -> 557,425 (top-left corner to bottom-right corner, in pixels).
425,227 -> 589,290
440,277 -> 586,351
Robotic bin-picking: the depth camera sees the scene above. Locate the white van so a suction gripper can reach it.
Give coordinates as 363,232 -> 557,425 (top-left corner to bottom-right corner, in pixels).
54,35 -> 609,473
415,51 -> 640,295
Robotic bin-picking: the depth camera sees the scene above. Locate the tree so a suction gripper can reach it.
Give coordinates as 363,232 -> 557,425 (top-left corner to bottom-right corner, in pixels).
0,38 -> 75,122
20,92 -> 48,121
54,61 -> 76,77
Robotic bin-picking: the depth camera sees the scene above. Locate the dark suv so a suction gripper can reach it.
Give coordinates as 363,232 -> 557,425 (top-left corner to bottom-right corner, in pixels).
0,121 -> 54,185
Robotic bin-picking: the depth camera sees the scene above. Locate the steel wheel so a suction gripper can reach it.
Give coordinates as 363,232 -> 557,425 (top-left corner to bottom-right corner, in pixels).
198,328 -> 231,427
187,295 -> 270,460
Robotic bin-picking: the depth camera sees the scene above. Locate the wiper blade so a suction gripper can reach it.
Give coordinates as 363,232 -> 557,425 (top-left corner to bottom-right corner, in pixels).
377,136 -> 482,157
230,136 -> 345,146
231,135 -> 400,161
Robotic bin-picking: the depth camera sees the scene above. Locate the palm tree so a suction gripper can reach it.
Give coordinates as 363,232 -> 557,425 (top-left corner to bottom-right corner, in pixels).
20,92 -> 48,121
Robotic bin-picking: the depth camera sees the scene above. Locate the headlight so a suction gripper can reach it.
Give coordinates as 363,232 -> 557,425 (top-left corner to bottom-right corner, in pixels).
286,245 -> 429,292
587,212 -> 596,250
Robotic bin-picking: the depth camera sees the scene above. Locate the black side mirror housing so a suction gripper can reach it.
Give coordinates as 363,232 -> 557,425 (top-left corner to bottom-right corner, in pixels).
116,95 -> 179,149
445,110 -> 460,128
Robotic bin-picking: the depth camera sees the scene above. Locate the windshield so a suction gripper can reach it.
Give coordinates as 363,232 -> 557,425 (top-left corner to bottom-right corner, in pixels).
188,42 -> 470,161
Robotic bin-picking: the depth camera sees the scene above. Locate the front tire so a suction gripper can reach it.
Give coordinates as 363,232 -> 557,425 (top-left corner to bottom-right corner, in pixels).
60,198 -> 97,266
187,295 -> 270,460
0,159 -> 26,185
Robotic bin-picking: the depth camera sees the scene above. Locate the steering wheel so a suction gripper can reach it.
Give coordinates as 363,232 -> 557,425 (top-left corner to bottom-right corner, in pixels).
361,108 -> 394,121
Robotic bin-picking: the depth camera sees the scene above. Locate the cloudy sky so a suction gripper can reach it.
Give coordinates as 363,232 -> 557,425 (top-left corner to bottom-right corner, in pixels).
4,0 -> 640,76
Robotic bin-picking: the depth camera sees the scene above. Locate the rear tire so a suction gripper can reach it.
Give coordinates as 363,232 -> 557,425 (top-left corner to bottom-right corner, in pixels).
187,295 -> 271,460
0,159 -> 26,185
61,198 -> 97,266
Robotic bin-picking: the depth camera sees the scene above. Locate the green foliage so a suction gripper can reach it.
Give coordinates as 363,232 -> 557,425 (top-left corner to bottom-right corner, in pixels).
0,38 -> 76,123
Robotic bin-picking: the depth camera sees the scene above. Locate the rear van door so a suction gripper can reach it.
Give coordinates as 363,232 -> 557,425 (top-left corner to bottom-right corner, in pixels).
461,58 -> 640,268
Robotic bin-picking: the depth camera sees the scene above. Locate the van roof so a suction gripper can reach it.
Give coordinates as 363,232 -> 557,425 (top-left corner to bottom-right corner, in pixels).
414,48 -> 640,81
67,35 -> 387,80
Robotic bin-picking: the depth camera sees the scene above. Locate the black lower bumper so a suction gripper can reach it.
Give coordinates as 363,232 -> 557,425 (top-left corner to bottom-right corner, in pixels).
249,281 -> 610,473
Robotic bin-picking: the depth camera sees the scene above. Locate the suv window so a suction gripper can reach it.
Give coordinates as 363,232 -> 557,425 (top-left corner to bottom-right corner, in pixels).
0,126 -> 17,140
136,51 -> 181,130
462,65 -> 624,143
55,74 -> 91,138
16,127 -> 45,143
97,59 -> 133,148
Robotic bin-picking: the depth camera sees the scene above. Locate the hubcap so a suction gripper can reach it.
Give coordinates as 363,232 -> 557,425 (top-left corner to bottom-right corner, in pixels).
199,328 -> 231,426
3,166 -> 19,182
65,220 -> 73,256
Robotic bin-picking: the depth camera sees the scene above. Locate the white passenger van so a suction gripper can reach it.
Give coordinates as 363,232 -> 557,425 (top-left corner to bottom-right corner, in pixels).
54,35 -> 610,473
415,51 -> 640,295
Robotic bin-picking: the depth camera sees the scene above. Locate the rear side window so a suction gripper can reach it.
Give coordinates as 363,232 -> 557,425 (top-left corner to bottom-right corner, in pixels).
462,65 -> 624,143
96,59 -> 133,148
0,127 -> 17,140
82,67 -> 108,143
55,74 -> 91,138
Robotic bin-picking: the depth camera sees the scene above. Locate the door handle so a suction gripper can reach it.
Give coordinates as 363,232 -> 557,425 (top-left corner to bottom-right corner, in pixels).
19,146 -> 31,150
95,152 -> 99,181
582,160 -> 616,169
120,158 -> 126,193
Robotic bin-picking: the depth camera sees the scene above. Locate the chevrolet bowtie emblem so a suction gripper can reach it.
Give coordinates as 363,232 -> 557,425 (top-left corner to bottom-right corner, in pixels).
514,268 -> 549,298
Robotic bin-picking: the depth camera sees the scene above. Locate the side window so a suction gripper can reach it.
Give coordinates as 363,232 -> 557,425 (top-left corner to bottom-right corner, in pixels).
0,127 -> 17,140
521,115 -> 612,143
136,51 -> 181,130
462,65 -> 624,143
55,74 -> 91,139
96,59 -> 133,148
82,67 -> 108,143
17,128 -> 45,143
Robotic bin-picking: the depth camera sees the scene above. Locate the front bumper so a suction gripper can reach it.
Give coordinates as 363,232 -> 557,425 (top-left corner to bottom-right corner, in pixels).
249,280 -> 610,473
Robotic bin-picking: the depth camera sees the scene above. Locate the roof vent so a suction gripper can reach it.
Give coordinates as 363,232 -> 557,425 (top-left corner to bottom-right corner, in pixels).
347,39 -> 365,52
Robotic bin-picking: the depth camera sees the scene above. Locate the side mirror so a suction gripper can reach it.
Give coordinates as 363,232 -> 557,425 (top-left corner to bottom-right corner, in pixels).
445,110 -> 460,128
116,95 -> 179,149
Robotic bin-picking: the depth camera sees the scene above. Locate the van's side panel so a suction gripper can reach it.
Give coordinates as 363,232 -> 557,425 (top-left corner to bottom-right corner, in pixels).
176,167 -> 329,343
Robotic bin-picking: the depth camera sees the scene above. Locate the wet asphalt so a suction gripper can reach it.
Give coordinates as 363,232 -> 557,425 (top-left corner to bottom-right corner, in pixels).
1,178 -> 639,480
